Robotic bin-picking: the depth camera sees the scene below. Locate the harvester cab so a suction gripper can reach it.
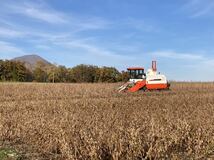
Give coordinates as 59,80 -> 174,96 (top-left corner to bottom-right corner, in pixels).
118,61 -> 170,92
127,67 -> 145,83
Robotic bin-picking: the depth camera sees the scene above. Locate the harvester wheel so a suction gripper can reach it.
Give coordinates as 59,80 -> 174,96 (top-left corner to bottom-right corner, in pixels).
142,86 -> 147,92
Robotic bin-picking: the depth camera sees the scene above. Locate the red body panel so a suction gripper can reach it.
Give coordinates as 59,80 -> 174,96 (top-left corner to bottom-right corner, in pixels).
146,83 -> 168,90
127,67 -> 144,70
128,80 -> 146,92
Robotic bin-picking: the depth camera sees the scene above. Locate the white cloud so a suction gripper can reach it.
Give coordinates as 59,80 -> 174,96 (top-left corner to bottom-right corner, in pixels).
201,59 -> 214,68
0,41 -> 25,59
0,27 -> 25,38
0,22 -> 70,40
151,51 -> 204,60
55,39 -> 132,61
24,7 -> 67,24
183,0 -> 214,17
5,2 -> 68,24
73,17 -> 111,31
149,50 -> 214,81
1,1 -> 110,32
35,44 -> 51,50
122,18 -> 157,32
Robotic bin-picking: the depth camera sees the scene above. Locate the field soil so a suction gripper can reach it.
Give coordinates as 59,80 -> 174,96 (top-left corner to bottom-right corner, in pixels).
0,82 -> 214,159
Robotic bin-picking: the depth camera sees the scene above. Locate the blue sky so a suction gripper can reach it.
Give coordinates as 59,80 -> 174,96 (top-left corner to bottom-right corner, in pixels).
0,0 -> 214,81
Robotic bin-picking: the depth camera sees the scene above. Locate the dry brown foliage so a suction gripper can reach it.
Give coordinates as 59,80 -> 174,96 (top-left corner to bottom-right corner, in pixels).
0,82 -> 214,159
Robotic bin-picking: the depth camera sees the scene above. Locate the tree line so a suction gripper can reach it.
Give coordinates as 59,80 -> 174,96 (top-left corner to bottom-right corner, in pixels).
0,60 -> 129,83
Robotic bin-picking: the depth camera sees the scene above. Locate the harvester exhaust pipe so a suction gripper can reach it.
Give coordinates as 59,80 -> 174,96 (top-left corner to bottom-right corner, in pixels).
152,61 -> 157,72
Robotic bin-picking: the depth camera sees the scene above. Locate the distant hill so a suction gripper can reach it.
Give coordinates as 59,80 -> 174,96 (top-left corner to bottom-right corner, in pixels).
12,54 -> 52,71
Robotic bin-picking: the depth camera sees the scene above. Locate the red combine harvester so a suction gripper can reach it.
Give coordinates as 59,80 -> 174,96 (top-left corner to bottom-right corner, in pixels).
118,61 -> 170,92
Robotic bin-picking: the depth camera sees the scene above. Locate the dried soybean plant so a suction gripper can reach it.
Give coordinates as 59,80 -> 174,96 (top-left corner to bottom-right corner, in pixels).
0,82 -> 214,159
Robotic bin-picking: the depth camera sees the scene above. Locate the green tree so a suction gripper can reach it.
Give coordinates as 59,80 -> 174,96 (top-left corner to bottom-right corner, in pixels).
0,60 -> 32,82
33,62 -> 48,82
98,67 -> 120,82
33,67 -> 47,82
0,60 -> 5,81
70,64 -> 99,83
15,61 -> 33,82
118,71 -> 130,82
47,65 -> 57,83
4,61 -> 13,81
55,66 -> 69,82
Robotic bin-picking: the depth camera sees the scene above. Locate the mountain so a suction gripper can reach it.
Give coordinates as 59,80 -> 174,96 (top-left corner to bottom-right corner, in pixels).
12,54 -> 52,71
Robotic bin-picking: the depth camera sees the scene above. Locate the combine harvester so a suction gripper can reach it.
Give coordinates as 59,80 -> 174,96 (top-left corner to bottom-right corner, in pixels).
118,61 -> 170,92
